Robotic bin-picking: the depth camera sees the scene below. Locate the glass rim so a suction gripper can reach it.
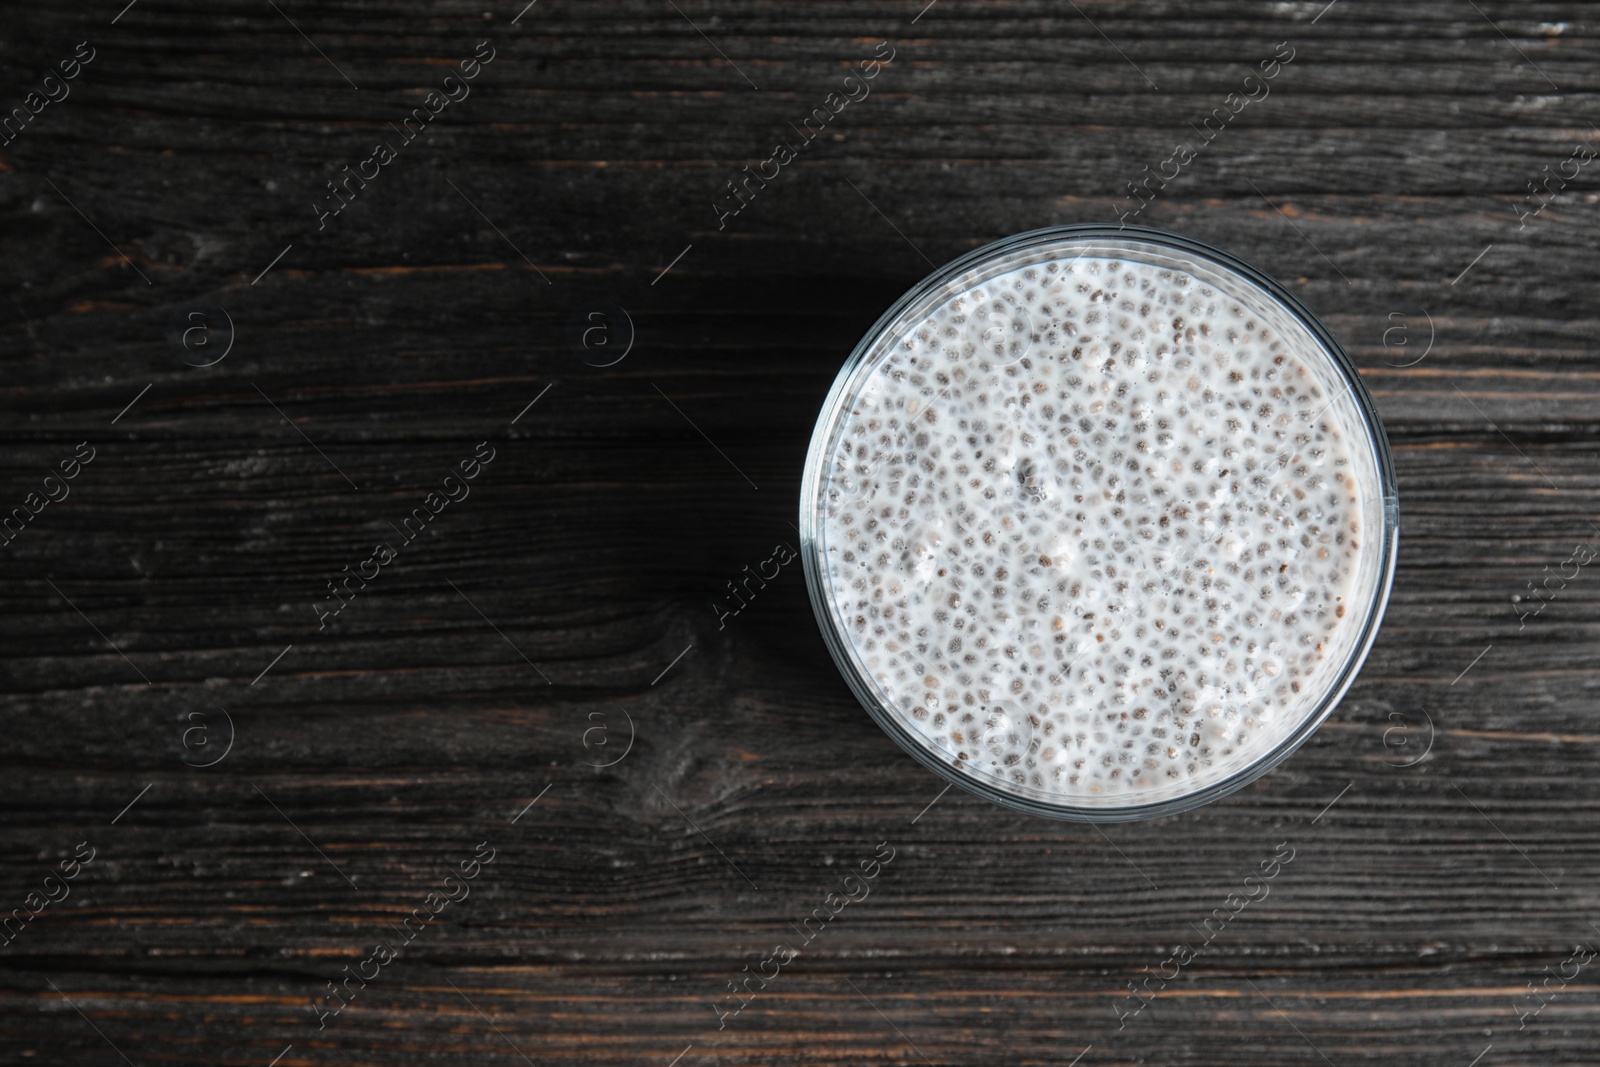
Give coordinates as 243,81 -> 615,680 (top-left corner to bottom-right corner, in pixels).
799,223 -> 1400,823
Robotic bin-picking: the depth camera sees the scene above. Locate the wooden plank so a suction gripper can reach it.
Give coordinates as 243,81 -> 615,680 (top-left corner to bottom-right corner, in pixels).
2,0 -> 1600,1064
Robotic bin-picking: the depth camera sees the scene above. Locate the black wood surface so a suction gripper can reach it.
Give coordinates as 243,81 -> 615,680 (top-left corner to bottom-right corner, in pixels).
2,1 -> 1598,1064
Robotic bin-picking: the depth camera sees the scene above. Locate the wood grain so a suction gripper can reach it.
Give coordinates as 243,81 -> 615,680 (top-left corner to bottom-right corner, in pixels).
1,1 -> 1598,1064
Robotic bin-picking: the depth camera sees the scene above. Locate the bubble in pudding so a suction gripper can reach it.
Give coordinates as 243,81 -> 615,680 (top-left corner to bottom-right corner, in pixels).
804,234 -> 1394,814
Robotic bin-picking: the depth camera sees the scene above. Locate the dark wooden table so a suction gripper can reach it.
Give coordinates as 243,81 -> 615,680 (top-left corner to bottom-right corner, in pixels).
2,1 -> 1597,1064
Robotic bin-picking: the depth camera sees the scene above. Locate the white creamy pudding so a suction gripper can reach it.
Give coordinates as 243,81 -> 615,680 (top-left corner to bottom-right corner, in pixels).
807,235 -> 1391,813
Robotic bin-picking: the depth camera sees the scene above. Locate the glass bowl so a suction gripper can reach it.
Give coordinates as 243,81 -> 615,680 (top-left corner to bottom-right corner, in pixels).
799,224 -> 1398,822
